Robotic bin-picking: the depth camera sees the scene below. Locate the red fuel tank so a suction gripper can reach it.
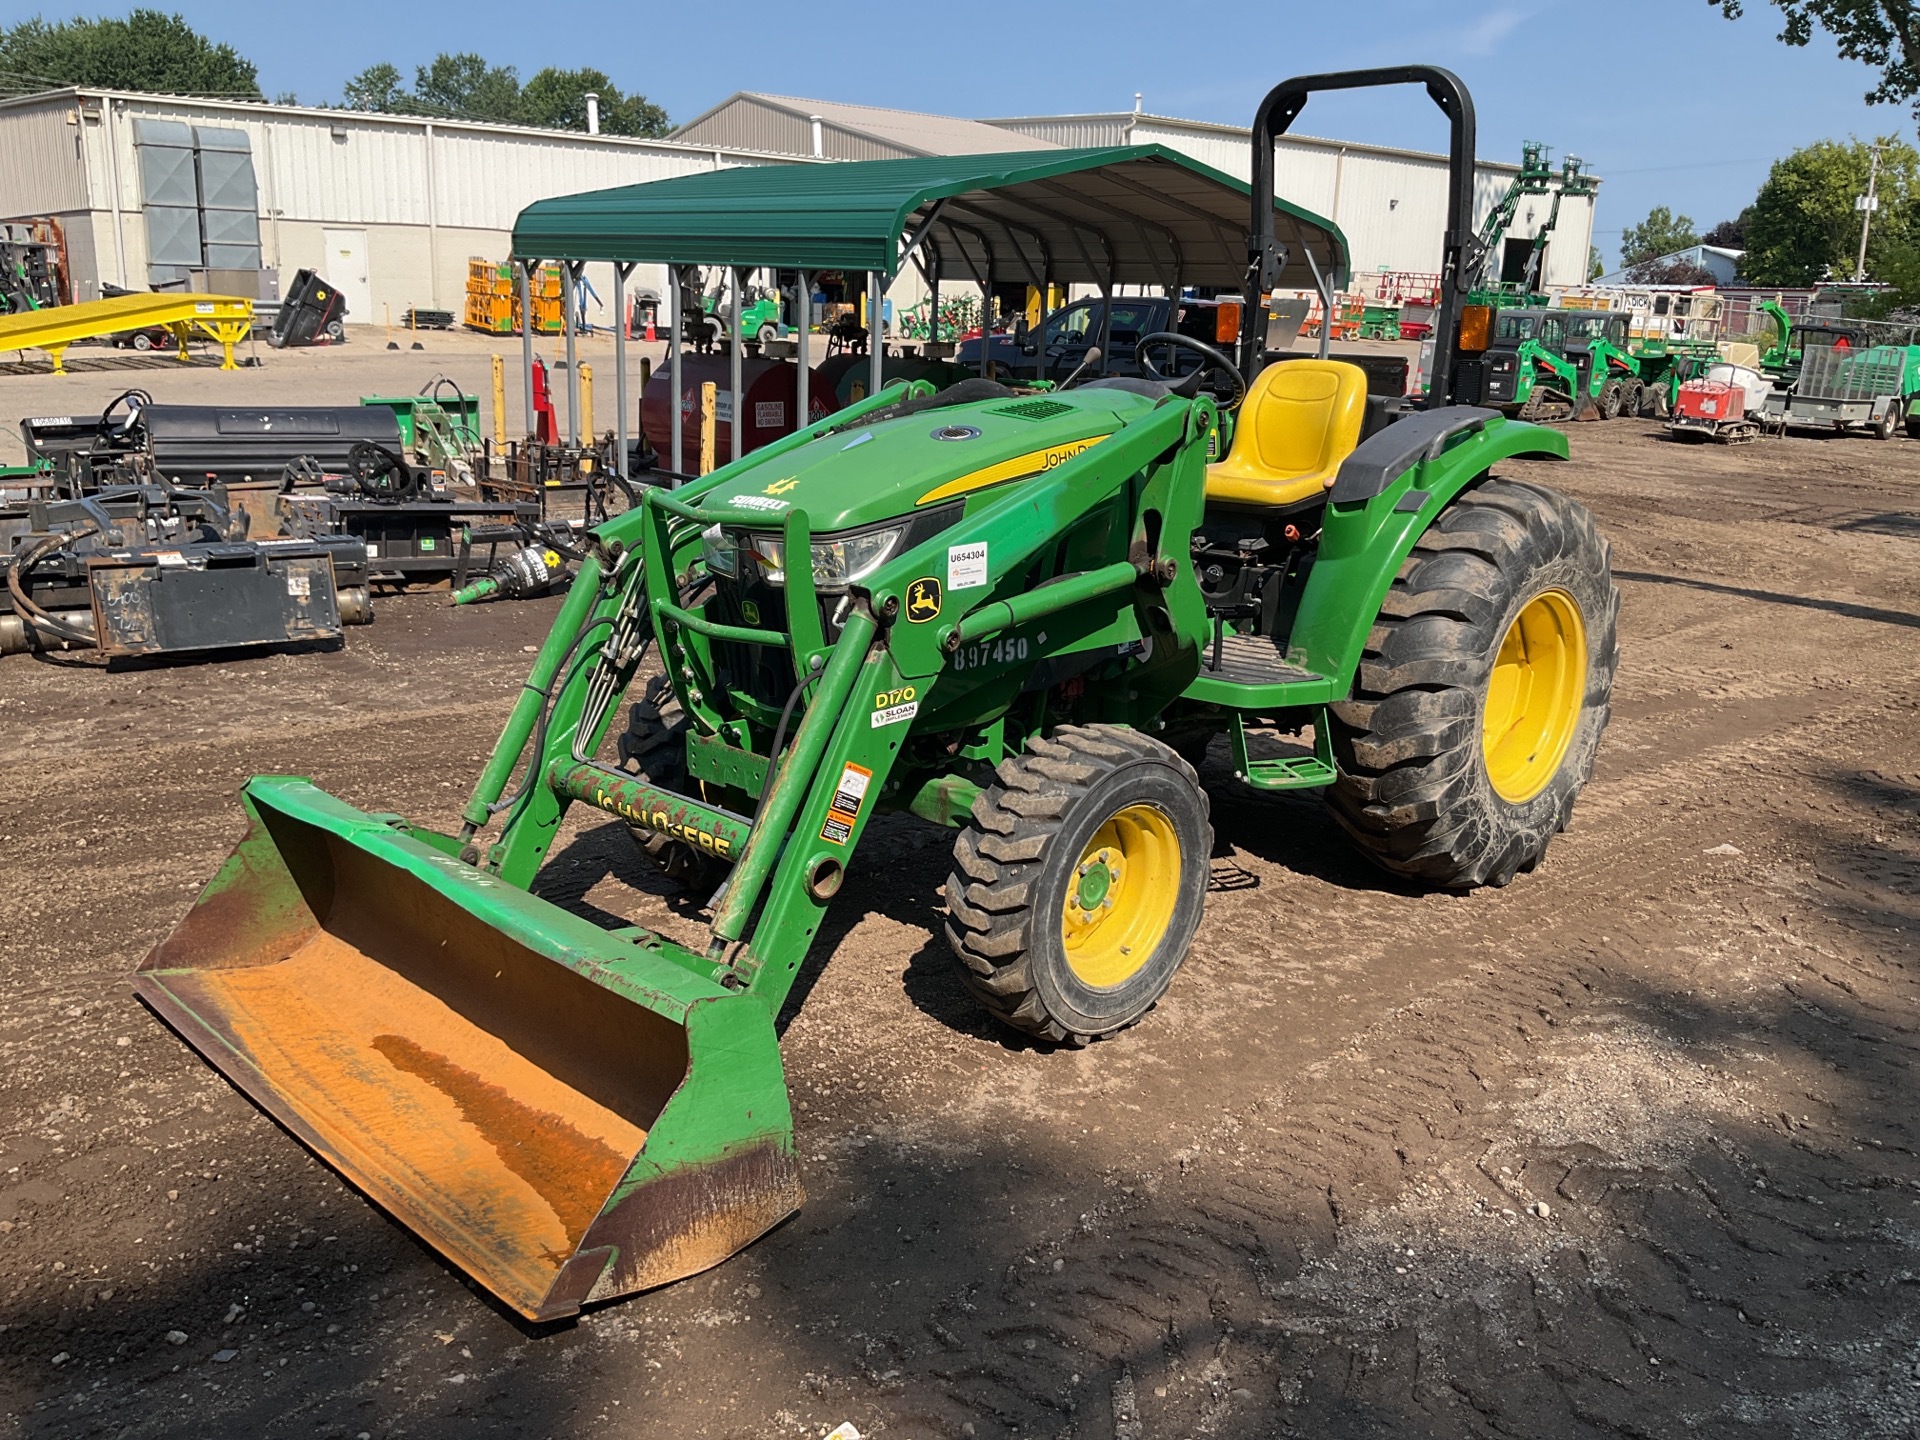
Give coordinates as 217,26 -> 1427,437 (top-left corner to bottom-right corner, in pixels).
640,356 -> 839,465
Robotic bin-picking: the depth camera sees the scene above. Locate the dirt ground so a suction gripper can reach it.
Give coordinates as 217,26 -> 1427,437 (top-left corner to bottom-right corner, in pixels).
3,408 -> 1919,1440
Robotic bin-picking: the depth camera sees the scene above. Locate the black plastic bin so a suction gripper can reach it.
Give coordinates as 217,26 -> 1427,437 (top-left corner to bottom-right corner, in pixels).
269,270 -> 347,349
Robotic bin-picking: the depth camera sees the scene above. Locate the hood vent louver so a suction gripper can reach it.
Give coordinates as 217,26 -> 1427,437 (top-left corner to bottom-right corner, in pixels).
991,398 -> 1075,421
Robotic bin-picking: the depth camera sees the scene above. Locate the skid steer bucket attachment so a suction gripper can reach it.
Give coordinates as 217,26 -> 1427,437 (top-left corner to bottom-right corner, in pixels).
132,777 -> 801,1322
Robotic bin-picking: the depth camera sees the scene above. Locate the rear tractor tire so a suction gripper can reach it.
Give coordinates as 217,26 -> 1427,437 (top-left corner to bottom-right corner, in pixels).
617,673 -> 724,895
945,725 -> 1212,1046
1326,479 -> 1620,889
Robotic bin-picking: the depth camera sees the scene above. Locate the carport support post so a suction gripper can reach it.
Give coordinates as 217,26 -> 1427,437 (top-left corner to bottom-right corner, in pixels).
613,262 -> 633,485
1305,247 -> 1334,361
980,278 -> 991,379
1097,268 -> 1115,375
796,270 -> 812,438
669,264 -> 684,478
1032,274 -> 1053,382
564,261 -> 583,445
518,260 -> 536,442
868,270 -> 884,401
730,267 -> 744,464
927,261 -> 939,358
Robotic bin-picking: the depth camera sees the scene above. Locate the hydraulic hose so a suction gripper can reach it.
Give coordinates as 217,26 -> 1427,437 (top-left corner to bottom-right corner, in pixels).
5,527 -> 98,648
484,615 -> 616,822
755,657 -> 826,820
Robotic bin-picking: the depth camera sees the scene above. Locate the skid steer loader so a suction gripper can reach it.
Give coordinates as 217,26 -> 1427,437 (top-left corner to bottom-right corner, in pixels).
134,66 -> 1619,1322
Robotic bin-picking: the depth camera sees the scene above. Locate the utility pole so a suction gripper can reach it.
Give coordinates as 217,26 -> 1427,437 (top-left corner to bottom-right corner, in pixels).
1856,143 -> 1883,282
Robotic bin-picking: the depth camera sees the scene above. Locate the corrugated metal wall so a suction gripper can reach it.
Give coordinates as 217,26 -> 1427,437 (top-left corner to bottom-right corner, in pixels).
674,97 -> 813,157
0,90 -> 802,309
68,94 -> 773,230
671,97 -> 905,161
0,96 -> 91,216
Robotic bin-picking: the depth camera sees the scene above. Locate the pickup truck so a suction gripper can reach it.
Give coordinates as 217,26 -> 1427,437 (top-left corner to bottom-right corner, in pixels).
955,295 -> 1237,380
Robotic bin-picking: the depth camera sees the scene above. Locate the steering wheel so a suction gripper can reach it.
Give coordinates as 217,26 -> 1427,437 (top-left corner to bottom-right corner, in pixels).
1134,333 -> 1247,410
346,440 -> 419,501
99,388 -> 153,440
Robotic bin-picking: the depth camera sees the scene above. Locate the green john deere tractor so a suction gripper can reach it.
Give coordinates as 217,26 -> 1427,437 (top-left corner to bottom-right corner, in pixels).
134,67 -> 1620,1322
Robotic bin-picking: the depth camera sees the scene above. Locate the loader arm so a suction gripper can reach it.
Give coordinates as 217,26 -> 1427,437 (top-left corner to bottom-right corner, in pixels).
131,378 -> 936,1323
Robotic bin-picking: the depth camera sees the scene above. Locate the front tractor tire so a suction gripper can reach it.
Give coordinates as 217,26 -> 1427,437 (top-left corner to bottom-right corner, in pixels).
617,673 -> 724,894
945,726 -> 1212,1046
1326,479 -> 1620,889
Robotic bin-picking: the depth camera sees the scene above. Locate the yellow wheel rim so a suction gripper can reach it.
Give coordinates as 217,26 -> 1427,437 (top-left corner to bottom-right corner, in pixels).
1482,588 -> 1588,804
1061,804 -> 1181,988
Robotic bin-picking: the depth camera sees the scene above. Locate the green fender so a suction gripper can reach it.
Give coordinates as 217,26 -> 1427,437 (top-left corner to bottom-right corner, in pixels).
1287,410 -> 1568,689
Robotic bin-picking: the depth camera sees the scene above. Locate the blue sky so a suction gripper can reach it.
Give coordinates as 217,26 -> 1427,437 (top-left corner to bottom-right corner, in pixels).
19,0 -> 1910,262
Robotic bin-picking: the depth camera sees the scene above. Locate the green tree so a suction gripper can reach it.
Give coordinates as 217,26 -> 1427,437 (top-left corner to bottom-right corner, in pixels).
413,51 -> 521,122
1621,206 -> 1700,267
1589,245 -> 1606,280
1742,136 -> 1918,283
605,91 -> 670,137
0,8 -> 260,98
1711,1 -> 1920,115
519,66 -> 669,136
342,61 -> 409,113
1702,213 -> 1750,249
336,53 -> 670,134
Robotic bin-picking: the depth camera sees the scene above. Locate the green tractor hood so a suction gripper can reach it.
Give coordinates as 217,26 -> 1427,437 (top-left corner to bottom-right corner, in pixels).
693,387 -> 1157,532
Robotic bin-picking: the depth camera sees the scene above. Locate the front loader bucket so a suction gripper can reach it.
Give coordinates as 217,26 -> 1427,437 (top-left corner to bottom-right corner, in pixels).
133,777 -> 801,1322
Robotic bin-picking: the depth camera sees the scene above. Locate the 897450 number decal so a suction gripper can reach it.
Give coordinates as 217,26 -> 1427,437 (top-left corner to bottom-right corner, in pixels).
949,635 -> 1030,673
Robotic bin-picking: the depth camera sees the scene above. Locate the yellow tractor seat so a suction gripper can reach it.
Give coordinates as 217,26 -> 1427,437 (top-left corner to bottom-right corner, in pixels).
1205,359 -> 1369,510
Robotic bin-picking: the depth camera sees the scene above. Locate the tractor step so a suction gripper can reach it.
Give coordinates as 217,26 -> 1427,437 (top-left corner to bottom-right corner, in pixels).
1238,753 -> 1339,790
1229,710 -> 1338,792
1201,631 -> 1325,687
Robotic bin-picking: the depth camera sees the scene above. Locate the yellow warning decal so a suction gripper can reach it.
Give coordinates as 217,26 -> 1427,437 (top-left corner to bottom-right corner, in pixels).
819,761 -> 873,846
916,434 -> 1112,505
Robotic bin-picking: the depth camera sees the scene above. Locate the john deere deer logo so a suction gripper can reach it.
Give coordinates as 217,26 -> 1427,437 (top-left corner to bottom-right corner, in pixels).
905,577 -> 942,623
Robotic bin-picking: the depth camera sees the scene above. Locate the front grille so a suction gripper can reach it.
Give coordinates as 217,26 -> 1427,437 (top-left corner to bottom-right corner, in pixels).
704,575 -> 845,713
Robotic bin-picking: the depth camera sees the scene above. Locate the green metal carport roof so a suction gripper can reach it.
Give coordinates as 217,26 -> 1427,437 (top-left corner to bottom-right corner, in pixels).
511,144 -> 1348,291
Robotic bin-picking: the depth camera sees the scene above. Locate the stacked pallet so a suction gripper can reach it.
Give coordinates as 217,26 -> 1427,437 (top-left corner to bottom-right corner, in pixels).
463,260 -> 565,335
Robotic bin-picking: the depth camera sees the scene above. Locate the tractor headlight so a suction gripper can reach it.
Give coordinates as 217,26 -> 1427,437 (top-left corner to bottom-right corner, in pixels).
749,523 -> 906,591
699,524 -> 738,577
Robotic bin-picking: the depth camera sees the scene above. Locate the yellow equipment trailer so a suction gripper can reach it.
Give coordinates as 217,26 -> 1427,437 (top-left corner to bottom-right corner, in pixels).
0,293 -> 254,374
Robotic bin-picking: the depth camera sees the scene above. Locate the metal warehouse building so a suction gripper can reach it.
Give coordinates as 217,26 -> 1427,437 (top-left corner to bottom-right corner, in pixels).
0,87 -> 796,321
0,86 -> 1598,323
